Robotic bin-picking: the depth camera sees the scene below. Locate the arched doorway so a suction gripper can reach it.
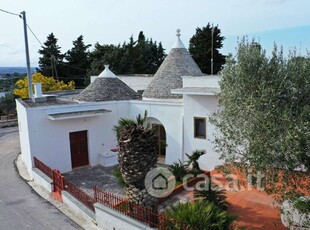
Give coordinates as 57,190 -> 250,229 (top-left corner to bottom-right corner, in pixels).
145,117 -> 167,164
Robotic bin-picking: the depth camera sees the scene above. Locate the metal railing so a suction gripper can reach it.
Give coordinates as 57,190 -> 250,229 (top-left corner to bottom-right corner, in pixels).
94,186 -> 189,229
64,178 -> 95,212
33,157 -> 189,228
33,157 -> 53,179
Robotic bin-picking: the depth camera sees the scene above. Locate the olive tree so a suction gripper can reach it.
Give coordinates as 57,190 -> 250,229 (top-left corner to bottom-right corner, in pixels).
0,93 -> 16,118
211,38 -> 310,172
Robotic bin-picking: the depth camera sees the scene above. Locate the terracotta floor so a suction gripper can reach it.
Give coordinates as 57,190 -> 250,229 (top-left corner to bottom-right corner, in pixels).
226,188 -> 286,229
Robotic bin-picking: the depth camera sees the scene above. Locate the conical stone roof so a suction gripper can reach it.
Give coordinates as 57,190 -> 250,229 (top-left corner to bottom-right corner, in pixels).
142,29 -> 204,99
76,65 -> 141,102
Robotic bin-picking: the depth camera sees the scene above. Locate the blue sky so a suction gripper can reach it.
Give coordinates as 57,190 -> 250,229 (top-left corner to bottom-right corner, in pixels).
223,25 -> 310,57
0,0 -> 309,66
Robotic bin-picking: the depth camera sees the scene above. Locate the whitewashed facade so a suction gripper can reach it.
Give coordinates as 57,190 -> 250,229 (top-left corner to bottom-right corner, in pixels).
16,32 -> 223,176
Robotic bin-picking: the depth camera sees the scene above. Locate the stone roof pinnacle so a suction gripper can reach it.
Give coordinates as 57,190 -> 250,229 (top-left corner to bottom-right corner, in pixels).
172,28 -> 186,49
98,65 -> 117,78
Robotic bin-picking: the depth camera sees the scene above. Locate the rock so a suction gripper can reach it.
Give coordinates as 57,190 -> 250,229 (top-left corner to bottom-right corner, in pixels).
281,197 -> 310,229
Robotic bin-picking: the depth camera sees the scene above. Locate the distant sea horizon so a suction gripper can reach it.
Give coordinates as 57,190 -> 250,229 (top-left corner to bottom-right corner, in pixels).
0,67 -> 37,74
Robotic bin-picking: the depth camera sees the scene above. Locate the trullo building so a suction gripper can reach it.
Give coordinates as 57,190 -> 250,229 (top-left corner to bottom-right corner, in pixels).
16,30 -> 222,176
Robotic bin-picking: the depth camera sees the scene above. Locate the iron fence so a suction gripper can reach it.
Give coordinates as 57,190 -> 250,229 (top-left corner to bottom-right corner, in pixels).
33,157 -> 53,179
33,157 -> 189,228
64,178 -> 95,212
94,186 -> 189,229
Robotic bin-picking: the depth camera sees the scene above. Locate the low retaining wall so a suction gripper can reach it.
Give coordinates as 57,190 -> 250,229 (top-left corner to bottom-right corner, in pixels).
62,191 -> 96,222
94,203 -> 153,230
32,168 -> 53,193
99,151 -> 118,167
159,171 -> 210,204
32,163 -> 173,230
0,119 -> 18,128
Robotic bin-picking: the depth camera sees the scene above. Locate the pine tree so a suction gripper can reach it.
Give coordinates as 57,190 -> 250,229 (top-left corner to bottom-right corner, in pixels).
134,31 -> 148,73
153,41 -> 165,73
86,43 -> 117,84
189,24 -> 226,74
38,33 -> 63,77
87,31 -> 166,77
64,35 -> 91,87
0,93 -> 15,118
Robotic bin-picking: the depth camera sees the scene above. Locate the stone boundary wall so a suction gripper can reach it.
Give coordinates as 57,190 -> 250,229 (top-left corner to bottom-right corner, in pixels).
62,191 -> 96,222
94,203 -> 153,230
32,168 -> 53,193
0,119 -> 18,128
32,166 -> 160,230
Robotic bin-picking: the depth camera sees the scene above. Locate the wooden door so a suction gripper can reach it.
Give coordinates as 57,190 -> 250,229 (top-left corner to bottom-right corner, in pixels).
69,130 -> 89,168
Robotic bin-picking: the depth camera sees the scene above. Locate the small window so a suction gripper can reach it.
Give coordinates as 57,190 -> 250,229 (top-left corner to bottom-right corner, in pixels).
194,117 -> 206,139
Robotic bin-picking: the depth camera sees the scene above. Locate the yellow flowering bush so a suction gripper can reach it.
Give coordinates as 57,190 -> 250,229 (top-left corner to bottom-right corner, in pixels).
13,73 -> 75,98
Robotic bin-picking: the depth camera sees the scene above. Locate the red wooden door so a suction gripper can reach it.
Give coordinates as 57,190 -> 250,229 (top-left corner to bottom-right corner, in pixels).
69,130 -> 89,168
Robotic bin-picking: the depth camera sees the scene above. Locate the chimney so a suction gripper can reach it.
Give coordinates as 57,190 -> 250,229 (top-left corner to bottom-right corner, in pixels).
34,83 -> 42,98
32,82 -> 55,103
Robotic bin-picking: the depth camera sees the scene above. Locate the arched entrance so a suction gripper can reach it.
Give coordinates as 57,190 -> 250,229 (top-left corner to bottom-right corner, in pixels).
145,117 -> 167,164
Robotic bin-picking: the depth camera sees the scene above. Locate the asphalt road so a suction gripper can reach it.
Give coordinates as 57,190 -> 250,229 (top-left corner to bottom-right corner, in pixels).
0,127 -> 81,230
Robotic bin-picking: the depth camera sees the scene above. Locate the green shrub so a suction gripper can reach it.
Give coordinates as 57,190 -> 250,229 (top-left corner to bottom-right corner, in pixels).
194,180 -> 229,210
294,197 -> 310,214
164,200 -> 236,230
185,149 -> 206,176
113,166 -> 126,186
215,164 -> 234,175
169,160 -> 188,182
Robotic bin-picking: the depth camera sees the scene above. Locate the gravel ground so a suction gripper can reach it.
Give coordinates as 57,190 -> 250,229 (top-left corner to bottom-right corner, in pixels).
63,164 -> 192,212
64,165 -> 126,197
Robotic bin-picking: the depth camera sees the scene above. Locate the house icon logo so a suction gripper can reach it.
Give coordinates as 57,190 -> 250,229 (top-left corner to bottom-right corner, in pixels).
152,173 -> 168,190
145,167 -> 176,198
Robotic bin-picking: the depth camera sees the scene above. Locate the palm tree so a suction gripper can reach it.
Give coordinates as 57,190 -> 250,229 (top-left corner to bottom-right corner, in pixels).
164,200 -> 236,229
194,179 -> 229,210
115,111 -> 158,210
168,160 -> 188,182
185,149 -> 206,175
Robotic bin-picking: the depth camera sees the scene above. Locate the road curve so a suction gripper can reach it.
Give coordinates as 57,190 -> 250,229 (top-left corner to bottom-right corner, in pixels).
0,127 -> 82,230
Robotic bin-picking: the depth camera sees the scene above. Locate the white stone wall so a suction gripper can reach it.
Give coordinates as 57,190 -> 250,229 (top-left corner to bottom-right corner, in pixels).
130,100 -> 184,165
117,76 -> 153,92
94,203 -> 153,230
182,75 -> 221,88
18,81 -> 223,174
16,99 -> 33,177
17,100 -> 130,173
62,191 -> 96,222
183,94 -> 223,171
32,168 -> 53,192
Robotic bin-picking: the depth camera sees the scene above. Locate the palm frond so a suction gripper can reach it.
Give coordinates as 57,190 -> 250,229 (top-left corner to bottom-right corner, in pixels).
113,118 -> 136,140
164,200 -> 236,229
136,110 -> 148,126
194,180 -> 229,210
169,160 -> 188,182
185,149 -> 206,172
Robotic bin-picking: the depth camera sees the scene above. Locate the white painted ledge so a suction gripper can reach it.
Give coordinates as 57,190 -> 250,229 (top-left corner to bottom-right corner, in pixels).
94,203 -> 154,230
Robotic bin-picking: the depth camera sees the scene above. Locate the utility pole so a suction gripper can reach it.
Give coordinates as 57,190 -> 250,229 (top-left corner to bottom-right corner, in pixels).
20,11 -> 33,98
211,24 -> 214,75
